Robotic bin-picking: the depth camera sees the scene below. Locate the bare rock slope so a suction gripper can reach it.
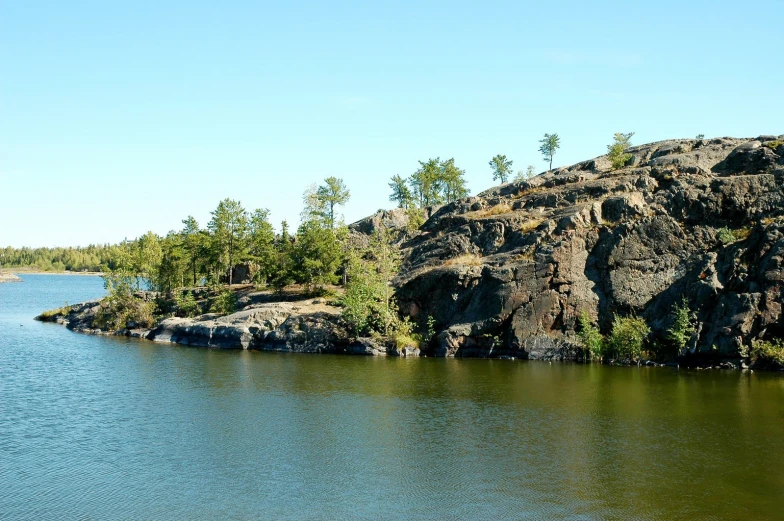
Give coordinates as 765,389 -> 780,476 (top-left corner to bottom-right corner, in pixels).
388,136 -> 784,360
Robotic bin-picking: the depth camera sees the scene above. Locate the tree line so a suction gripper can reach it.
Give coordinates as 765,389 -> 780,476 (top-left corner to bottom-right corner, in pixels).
1,244 -> 125,272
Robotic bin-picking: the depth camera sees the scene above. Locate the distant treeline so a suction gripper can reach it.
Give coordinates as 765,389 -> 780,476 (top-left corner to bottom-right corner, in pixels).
0,244 -> 125,272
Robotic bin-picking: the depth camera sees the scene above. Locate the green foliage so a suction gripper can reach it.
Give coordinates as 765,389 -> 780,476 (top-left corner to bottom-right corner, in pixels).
577,312 -> 603,361
174,290 -> 200,318
248,208 -> 276,283
749,338 -> 784,365
538,133 -> 561,170
667,298 -> 695,356
316,177 -> 350,228
514,165 -> 537,183
180,216 -> 206,286
155,232 -> 188,293
606,315 -> 650,361
38,305 -> 73,320
717,227 -> 735,245
425,315 -> 437,344
489,154 -> 514,184
269,220 -> 296,294
392,317 -> 422,349
762,140 -> 784,151
405,207 -> 425,231
717,226 -> 750,245
388,174 -> 414,209
207,198 -> 249,285
0,244 -> 121,272
440,158 -> 469,202
292,220 -> 344,293
395,158 -> 469,208
95,272 -> 157,330
607,132 -> 635,170
696,134 -> 705,140
340,228 -> 401,336
209,288 -> 237,315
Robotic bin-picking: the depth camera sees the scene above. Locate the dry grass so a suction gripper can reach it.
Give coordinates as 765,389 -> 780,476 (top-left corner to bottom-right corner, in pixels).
513,185 -> 547,199
520,218 -> 544,233
465,203 -> 512,219
443,253 -> 483,267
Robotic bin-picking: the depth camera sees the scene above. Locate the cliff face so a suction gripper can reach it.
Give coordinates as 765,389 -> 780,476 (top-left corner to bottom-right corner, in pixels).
387,136 -> 784,359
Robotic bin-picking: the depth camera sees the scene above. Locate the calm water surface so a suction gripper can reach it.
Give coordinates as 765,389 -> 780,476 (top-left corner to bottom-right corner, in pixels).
1,275 -> 783,520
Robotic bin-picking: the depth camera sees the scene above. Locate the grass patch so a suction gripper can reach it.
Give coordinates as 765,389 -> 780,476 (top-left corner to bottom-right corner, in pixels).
520,218 -> 543,233
762,140 -> 784,151
513,185 -> 547,199
394,332 -> 423,349
466,203 -> 512,219
443,253 -> 483,267
38,305 -> 71,320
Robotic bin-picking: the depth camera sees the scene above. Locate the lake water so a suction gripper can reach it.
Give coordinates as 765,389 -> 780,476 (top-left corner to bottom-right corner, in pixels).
1,275 -> 784,520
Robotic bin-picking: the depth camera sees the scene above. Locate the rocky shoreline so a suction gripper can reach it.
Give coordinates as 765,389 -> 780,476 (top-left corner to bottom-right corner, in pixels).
36,135 -> 784,370
36,297 -> 422,357
0,272 -> 22,283
36,296 -> 771,370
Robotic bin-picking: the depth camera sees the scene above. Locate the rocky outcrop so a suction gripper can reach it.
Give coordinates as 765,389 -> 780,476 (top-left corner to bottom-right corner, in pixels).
0,271 -> 22,283
37,298 -> 421,357
38,136 -> 784,366
392,136 -> 784,360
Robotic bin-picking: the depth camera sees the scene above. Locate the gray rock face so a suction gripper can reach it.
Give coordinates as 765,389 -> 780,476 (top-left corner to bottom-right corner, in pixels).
394,136 -> 784,359
38,297 -> 420,356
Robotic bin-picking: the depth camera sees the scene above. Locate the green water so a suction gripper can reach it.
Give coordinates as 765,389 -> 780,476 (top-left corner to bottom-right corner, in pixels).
1,275 -> 783,520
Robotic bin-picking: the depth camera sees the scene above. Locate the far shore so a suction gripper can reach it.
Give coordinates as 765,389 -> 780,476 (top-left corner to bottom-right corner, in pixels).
2,267 -> 103,276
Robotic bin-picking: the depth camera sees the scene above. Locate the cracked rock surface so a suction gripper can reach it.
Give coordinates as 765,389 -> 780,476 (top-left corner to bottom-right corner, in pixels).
385,136 -> 784,359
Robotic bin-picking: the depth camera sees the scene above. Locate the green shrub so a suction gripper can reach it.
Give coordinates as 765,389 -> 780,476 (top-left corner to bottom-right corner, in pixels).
174,291 -> 200,318
209,288 -> 237,315
605,315 -> 650,361
607,132 -> 635,170
717,226 -> 750,245
576,311 -> 603,361
750,339 -> 784,365
425,315 -> 437,344
95,273 -> 158,330
762,140 -> 784,151
406,207 -> 425,231
667,298 -> 695,356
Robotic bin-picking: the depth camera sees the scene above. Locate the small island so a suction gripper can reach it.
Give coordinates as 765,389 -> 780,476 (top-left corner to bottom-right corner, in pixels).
35,134 -> 784,370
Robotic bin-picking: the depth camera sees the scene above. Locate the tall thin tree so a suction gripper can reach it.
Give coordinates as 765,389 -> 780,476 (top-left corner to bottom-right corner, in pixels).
539,133 -> 561,170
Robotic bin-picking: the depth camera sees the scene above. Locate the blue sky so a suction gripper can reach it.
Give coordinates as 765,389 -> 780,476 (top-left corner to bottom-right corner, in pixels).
1,0 -> 782,247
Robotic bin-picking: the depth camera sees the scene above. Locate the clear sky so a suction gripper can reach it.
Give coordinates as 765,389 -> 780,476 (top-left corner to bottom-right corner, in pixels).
1,0 -> 782,247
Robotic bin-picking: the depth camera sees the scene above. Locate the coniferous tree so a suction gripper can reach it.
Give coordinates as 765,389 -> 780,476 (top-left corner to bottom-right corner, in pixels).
316,177 -> 350,228
181,216 -> 202,286
248,208 -> 276,283
388,174 -> 414,208
607,132 -> 635,169
207,198 -> 249,285
539,133 -> 561,170
489,154 -> 513,184
440,158 -> 469,203
409,158 -> 444,207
